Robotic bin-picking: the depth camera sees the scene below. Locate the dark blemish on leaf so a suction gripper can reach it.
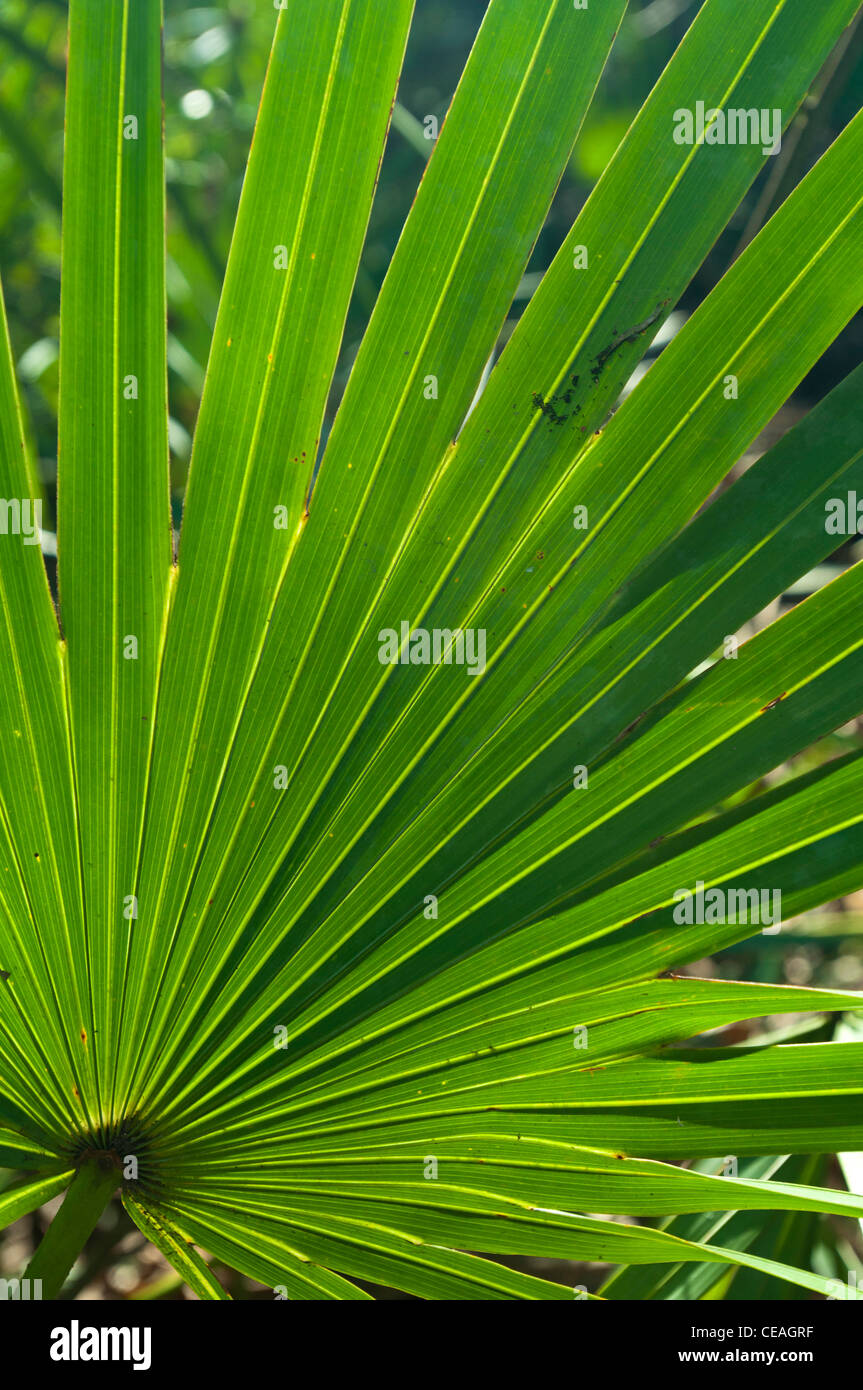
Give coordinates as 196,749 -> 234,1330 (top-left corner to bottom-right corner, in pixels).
761,692 -> 787,711
614,710 -> 646,744
531,391 -> 565,425
590,300 -> 669,382
531,377 -> 583,428
0,970 -> 9,983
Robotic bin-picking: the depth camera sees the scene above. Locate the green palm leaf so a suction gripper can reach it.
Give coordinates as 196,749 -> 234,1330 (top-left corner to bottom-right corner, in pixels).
1,0 -> 863,1300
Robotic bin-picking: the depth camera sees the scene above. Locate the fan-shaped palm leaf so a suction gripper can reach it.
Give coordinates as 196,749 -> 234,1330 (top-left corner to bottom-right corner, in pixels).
2,0 -> 863,1300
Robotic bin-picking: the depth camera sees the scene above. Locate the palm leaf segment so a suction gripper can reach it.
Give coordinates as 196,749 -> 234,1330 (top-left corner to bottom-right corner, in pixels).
1,0 -> 863,1299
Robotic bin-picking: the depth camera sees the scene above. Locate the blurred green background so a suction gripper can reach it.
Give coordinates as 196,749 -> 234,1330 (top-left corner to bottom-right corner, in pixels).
1,0 -> 862,1298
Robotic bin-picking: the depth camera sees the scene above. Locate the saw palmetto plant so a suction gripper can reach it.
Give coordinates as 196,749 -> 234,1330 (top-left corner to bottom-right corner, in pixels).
2,0 -> 863,1302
